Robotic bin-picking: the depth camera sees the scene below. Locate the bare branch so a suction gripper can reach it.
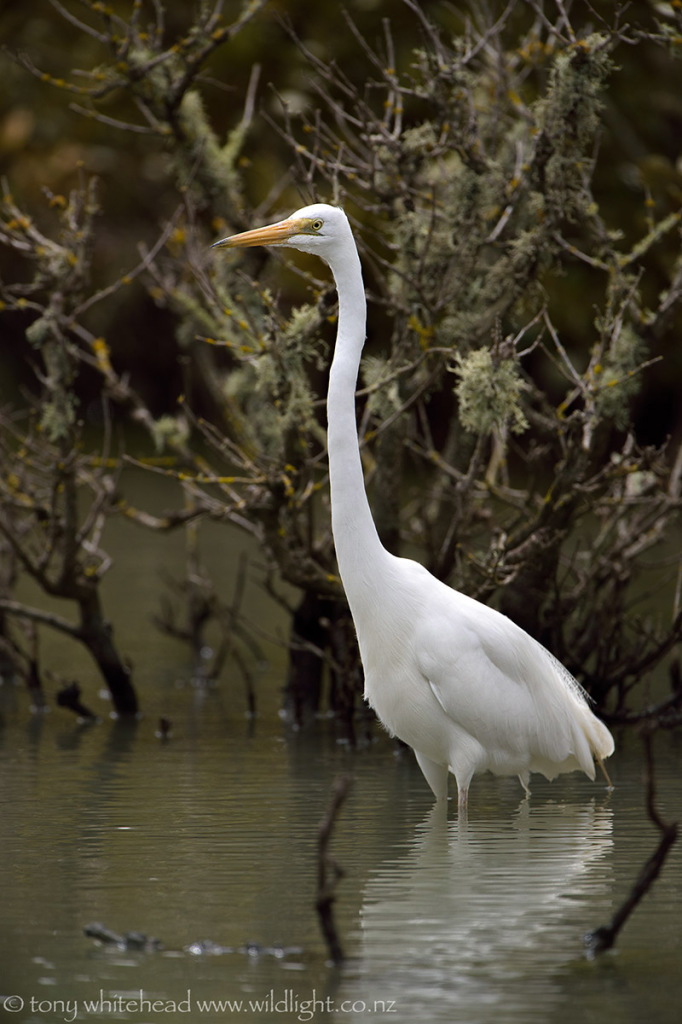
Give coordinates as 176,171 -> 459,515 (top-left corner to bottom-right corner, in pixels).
316,774 -> 353,966
585,730 -> 678,956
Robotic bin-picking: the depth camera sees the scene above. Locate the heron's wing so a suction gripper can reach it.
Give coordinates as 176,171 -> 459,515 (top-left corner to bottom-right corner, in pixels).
417,601 -> 540,741
412,573 -> 607,771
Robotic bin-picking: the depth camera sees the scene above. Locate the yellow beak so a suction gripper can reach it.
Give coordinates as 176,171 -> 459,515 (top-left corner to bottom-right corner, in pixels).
212,217 -> 305,250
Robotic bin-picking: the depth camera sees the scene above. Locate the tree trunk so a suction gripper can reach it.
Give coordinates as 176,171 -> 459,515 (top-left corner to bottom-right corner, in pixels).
78,592 -> 138,717
327,603 -> 363,747
283,592 -> 333,726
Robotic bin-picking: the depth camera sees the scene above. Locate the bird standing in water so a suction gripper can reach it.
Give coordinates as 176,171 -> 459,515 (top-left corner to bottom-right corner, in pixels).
213,203 -> 614,809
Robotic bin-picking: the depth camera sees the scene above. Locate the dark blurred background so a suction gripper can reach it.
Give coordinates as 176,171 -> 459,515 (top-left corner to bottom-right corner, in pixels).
1,0 -> 681,443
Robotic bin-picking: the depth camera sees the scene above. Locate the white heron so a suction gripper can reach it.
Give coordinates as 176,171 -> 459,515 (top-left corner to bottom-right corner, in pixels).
212,203 -> 614,810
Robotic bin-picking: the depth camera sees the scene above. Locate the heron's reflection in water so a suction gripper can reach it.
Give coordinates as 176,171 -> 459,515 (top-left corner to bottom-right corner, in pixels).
350,795 -> 613,1022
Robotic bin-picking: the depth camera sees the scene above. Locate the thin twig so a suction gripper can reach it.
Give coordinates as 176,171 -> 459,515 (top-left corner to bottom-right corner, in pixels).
584,729 -> 678,956
316,773 -> 354,966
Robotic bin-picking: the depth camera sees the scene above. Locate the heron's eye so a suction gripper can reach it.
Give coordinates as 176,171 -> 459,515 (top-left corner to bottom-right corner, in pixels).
311,219 -> 324,231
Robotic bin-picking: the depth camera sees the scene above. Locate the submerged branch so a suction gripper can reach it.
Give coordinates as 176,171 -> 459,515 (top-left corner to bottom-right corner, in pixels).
584,730 -> 679,956
316,773 -> 354,966
56,680 -> 97,720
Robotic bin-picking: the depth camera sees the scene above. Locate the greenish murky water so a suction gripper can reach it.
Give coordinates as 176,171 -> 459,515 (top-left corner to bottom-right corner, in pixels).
1,474 -> 681,1024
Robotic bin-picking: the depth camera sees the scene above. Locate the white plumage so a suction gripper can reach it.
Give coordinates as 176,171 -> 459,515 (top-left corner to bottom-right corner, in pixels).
213,203 -> 614,809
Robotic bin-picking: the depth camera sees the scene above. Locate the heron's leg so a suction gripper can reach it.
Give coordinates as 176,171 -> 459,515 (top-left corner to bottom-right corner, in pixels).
414,750 -> 449,802
518,771 -> 531,799
597,758 -> 614,790
454,765 -> 475,814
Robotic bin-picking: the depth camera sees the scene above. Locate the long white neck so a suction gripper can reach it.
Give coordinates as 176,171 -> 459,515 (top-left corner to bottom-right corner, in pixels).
326,238 -> 387,602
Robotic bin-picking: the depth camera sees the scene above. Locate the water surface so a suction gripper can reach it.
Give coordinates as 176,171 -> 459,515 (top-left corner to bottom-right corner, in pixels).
3,692 -> 681,1024
1,475 -> 681,1023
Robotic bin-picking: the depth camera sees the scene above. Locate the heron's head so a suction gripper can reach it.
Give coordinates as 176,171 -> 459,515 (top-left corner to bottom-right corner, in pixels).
211,203 -> 352,262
